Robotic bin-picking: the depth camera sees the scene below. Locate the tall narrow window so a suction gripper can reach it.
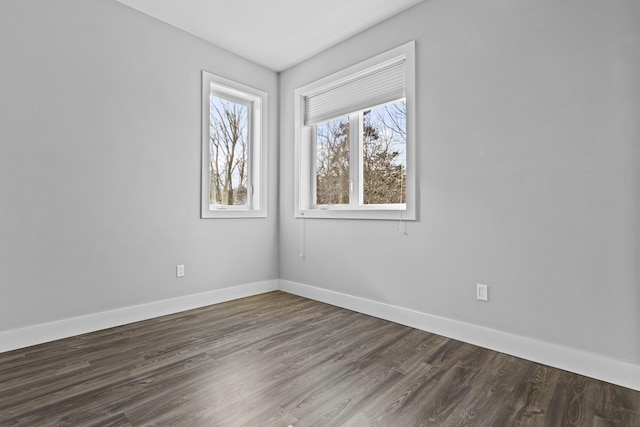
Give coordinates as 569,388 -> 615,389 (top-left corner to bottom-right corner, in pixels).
294,41 -> 415,220
201,72 -> 267,218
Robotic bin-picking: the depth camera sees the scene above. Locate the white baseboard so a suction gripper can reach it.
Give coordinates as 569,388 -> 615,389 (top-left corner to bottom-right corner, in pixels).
0,280 -> 278,354
3,278 -> 637,391
279,279 -> 640,391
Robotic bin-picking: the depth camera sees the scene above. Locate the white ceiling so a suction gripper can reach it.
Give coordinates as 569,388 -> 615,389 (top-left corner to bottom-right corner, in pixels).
115,0 -> 424,72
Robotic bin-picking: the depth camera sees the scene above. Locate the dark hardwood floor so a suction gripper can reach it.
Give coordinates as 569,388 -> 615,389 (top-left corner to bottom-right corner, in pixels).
1,291 -> 638,426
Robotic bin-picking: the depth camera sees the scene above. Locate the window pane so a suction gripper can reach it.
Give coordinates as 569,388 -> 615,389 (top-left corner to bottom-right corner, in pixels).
362,100 -> 406,204
209,95 -> 249,207
315,117 -> 350,205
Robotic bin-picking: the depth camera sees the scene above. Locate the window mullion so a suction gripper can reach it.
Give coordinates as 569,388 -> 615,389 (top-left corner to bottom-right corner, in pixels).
246,104 -> 253,209
310,125 -> 318,208
349,113 -> 360,208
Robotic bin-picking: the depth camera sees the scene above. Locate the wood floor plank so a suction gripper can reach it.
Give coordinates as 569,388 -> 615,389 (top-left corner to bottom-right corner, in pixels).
1,291 -> 638,426
358,362 -> 443,425
447,386 -> 517,427
386,364 -> 480,426
506,363 -> 562,426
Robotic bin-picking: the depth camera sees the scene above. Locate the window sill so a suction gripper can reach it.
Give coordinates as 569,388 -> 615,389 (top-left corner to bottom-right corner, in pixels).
202,209 -> 267,219
296,208 -> 415,221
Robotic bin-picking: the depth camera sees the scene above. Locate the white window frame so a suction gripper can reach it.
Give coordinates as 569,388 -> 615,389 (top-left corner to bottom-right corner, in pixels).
294,41 -> 416,220
201,71 -> 267,218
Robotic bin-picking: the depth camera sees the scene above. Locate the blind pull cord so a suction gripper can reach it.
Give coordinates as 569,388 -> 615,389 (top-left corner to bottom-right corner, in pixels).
299,214 -> 305,259
398,210 -> 408,235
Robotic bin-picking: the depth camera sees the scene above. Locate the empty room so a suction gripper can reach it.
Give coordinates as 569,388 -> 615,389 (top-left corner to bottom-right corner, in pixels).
1,0 -> 639,425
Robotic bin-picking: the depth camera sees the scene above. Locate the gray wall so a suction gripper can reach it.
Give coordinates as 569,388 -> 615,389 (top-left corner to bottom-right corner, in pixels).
279,0 -> 640,365
0,0 -> 278,331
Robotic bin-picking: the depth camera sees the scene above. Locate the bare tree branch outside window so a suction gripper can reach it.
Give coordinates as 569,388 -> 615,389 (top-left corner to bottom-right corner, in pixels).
363,100 -> 406,204
209,96 -> 248,207
315,117 -> 350,205
314,100 -> 406,206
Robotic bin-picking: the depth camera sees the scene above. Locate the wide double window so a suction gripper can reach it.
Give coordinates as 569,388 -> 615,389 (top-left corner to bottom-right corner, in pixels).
201,72 -> 267,218
294,41 -> 415,220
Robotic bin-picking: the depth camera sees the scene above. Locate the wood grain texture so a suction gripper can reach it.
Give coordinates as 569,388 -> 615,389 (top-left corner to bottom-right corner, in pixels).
1,291 -> 638,426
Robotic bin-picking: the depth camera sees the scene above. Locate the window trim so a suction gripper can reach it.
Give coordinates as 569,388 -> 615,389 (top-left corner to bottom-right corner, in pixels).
201,71 -> 267,219
294,41 -> 416,220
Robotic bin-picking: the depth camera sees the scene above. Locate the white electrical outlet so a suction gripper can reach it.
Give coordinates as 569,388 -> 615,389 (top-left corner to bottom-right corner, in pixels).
176,264 -> 185,278
477,284 -> 488,301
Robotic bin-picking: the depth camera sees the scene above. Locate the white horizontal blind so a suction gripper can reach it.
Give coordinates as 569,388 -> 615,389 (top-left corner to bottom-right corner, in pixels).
304,55 -> 406,126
